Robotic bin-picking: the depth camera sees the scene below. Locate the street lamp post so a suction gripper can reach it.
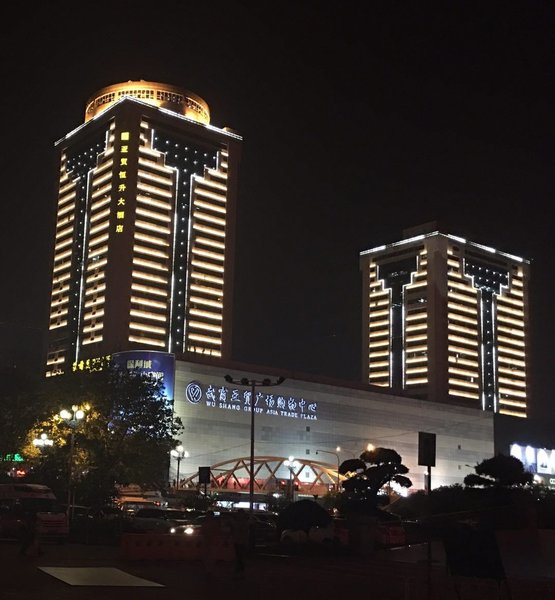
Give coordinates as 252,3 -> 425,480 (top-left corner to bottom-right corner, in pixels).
316,446 -> 341,492
170,445 -> 189,489
33,433 -> 54,450
59,406 -> 86,519
33,433 -> 54,476
224,374 -> 285,515
284,456 -> 299,502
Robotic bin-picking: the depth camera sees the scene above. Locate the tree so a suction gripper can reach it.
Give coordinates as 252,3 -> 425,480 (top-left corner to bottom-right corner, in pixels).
337,447 -> 412,514
0,366 -> 58,464
21,362 -> 183,506
464,454 -> 533,488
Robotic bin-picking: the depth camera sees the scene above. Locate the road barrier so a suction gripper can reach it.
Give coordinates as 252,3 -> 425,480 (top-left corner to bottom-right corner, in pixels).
120,533 -> 234,561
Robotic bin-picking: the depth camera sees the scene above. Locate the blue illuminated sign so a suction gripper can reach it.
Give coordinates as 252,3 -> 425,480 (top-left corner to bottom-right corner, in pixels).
113,351 -> 175,401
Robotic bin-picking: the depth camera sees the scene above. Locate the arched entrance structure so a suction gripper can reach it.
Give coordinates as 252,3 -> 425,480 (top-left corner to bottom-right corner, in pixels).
179,456 -> 340,497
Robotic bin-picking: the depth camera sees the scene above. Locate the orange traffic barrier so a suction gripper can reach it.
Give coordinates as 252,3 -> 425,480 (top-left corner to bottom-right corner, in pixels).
120,533 -> 234,561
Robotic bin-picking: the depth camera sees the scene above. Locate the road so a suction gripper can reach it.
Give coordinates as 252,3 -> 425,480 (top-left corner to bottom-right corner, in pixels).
1,536 -> 554,599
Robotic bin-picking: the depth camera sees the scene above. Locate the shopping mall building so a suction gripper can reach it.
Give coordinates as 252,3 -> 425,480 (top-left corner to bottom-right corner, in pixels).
113,350 -> 494,499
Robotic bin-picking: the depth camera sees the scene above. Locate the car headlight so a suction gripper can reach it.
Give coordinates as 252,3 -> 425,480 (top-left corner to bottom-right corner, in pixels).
184,526 -> 194,535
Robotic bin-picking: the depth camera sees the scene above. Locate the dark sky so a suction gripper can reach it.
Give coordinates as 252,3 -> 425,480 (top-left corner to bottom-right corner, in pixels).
1,1 -> 553,417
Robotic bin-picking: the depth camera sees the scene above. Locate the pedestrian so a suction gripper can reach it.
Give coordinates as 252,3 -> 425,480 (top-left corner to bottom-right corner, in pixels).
200,510 -> 222,576
19,511 -> 41,558
230,509 -> 250,577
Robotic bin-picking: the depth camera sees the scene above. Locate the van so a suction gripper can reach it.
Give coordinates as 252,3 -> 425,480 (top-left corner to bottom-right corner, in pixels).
0,483 -> 69,543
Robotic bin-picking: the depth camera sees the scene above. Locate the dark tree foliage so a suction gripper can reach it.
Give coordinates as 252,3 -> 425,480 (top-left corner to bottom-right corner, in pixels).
391,455 -> 538,526
0,366 -> 57,461
464,454 -> 533,488
337,447 -> 412,515
391,485 -> 489,520
20,361 -> 183,507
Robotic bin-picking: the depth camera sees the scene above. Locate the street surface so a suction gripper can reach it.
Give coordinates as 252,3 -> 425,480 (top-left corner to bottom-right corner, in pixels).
1,537 -> 554,599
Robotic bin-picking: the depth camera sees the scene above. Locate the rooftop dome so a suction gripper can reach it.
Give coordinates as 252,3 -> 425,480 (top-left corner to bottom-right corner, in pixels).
84,80 -> 210,124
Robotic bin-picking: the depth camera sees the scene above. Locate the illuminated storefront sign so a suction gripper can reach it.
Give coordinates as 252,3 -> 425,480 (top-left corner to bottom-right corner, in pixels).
0,453 -> 24,462
113,351 -> 175,401
185,380 -> 318,420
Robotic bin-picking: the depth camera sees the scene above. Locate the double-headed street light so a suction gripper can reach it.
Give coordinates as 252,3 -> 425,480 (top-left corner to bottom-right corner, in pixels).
60,405 -> 86,519
315,446 -> 342,492
170,445 -> 189,489
224,374 -> 285,515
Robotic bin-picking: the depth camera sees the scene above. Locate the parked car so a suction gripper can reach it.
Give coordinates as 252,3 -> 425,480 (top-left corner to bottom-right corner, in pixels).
119,500 -> 160,515
124,508 -> 199,533
251,511 -> 279,528
68,505 -> 126,545
171,510 -> 278,544
281,524 -> 338,545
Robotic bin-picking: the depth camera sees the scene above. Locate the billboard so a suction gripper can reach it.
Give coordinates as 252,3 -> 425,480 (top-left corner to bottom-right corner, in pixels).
112,351 -> 175,402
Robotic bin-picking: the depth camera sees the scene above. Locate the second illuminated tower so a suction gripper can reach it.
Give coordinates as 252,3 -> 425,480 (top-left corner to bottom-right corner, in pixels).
360,224 -> 530,417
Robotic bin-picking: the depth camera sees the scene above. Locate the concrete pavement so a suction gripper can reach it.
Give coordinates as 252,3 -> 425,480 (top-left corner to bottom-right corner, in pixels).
1,536 -> 554,600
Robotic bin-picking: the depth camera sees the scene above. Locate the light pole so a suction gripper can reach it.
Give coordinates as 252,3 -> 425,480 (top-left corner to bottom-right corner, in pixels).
224,374 -> 285,515
170,445 -> 189,489
59,405 -> 86,519
315,446 -> 341,492
33,433 -> 54,476
33,433 -> 54,450
284,456 -> 299,502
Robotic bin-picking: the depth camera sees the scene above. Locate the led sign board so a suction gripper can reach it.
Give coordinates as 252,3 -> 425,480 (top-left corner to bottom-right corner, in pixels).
185,380 -> 318,420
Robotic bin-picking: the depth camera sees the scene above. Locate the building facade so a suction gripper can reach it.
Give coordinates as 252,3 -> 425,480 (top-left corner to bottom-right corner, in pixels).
45,81 -> 241,377
360,226 -> 530,418
169,357 -> 494,494
109,351 -> 495,494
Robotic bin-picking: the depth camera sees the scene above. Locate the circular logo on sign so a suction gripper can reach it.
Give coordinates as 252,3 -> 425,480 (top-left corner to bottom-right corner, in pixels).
186,381 -> 203,405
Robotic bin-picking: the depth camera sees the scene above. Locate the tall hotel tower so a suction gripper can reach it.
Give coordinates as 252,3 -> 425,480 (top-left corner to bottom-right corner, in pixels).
45,81 -> 241,377
359,224 -> 530,417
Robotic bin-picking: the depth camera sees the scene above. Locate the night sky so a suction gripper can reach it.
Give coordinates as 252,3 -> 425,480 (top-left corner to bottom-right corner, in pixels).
1,2 -> 553,418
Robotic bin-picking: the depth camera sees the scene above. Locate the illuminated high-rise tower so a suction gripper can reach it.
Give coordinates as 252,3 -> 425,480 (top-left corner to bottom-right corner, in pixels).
45,81 -> 241,376
360,224 -> 530,417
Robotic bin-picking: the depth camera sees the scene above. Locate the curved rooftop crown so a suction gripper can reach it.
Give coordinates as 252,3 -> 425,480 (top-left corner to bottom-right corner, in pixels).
84,80 -> 210,124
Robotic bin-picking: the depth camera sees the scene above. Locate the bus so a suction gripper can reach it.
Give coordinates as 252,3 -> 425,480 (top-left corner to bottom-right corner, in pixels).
0,483 -> 69,543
